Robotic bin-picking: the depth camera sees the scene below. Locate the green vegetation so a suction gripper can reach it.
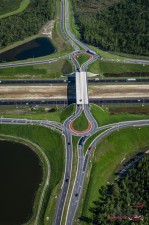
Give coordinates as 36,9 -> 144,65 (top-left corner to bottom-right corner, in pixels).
81,126 -> 149,220
88,60 -> 149,76
84,129 -> 107,154
0,124 -> 65,224
72,111 -> 89,131
0,0 -> 30,20
0,0 -> 55,48
0,104 -> 75,122
68,0 -> 81,39
81,154 -> 149,224
76,54 -> 90,66
90,104 -> 149,126
0,59 -> 74,79
0,0 -> 22,16
72,0 -> 149,56
52,19 -> 73,56
60,104 -> 76,122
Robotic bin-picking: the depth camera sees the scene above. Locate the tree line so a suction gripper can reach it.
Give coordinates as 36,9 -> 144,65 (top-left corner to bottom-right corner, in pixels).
80,154 -> 149,224
72,0 -> 149,56
0,0 -> 55,48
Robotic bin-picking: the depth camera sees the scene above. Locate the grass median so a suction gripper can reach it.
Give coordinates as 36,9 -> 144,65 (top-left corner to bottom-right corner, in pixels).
72,111 -> 89,131
76,54 -> 90,66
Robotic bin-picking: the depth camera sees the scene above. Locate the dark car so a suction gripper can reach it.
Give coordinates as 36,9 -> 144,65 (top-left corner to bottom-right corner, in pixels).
65,178 -> 69,182
75,193 -> 78,197
68,142 -> 70,145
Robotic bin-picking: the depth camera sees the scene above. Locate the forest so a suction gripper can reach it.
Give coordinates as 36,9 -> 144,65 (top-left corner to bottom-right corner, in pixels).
72,0 -> 149,56
80,154 -> 149,224
0,0 -> 55,48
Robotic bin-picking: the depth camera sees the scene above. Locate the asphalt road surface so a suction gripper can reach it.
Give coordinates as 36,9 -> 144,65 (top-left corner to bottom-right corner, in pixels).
0,99 -> 149,106
1,78 -> 149,85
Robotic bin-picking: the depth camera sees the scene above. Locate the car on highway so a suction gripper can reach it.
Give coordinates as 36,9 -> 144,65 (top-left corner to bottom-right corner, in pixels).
79,136 -> 87,146
88,146 -> 93,150
75,193 -> 78,197
68,142 -> 70,145
65,177 -> 69,182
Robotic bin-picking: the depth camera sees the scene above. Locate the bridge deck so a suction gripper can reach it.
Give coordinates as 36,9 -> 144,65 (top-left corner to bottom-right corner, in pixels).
75,71 -> 89,105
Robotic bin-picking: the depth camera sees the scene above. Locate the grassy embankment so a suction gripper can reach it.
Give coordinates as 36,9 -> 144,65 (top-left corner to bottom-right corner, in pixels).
0,59 -> 74,80
88,60 -> 149,77
0,104 -> 75,122
72,111 -> 89,131
0,124 -> 65,225
0,0 -> 30,19
90,104 -> 149,126
81,126 -> 149,220
76,54 -> 90,66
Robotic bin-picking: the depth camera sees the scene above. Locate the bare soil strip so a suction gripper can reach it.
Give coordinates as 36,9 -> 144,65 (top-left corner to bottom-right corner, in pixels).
0,86 -> 67,100
1,84 -> 149,100
89,85 -> 149,99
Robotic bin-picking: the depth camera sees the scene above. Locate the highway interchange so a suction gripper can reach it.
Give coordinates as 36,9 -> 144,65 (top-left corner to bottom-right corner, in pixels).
0,0 -> 149,224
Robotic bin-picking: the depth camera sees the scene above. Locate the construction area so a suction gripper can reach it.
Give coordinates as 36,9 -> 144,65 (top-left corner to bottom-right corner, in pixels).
0,84 -> 149,100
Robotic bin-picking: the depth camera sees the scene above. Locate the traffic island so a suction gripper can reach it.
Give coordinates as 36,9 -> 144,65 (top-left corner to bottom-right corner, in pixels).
74,52 -> 93,66
69,111 -> 92,134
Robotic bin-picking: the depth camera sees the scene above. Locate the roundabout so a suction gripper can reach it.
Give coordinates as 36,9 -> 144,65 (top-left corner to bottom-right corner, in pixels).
69,119 -> 92,135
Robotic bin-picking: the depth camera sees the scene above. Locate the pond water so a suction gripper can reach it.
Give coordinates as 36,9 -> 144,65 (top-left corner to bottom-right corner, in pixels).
0,37 -> 56,63
0,140 -> 43,225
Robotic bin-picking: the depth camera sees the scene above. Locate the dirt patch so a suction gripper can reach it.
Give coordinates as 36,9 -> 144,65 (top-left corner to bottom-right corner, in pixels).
89,85 -> 149,98
0,86 -> 67,100
42,20 -> 55,39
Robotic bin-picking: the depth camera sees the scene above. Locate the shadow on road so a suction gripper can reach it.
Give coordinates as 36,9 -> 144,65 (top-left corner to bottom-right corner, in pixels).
67,74 -> 76,105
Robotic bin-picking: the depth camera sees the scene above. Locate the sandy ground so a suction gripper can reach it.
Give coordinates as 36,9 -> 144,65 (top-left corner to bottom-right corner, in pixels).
0,86 -> 67,100
42,20 -> 55,39
89,85 -> 149,99
1,84 -> 149,100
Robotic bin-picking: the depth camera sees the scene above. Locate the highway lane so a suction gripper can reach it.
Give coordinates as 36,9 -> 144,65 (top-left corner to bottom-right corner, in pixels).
102,57 -> 149,65
0,99 -> 149,106
1,78 -> 149,85
0,79 -> 68,84
54,130 -> 73,225
0,57 -> 61,69
0,117 -> 64,132
65,144 -> 85,225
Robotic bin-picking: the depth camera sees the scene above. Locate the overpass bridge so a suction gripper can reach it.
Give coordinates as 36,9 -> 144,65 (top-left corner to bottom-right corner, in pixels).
75,71 -> 89,106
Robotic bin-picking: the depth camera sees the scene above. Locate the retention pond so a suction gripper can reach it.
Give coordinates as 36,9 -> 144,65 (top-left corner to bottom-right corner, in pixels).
0,140 -> 43,225
0,37 -> 56,63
